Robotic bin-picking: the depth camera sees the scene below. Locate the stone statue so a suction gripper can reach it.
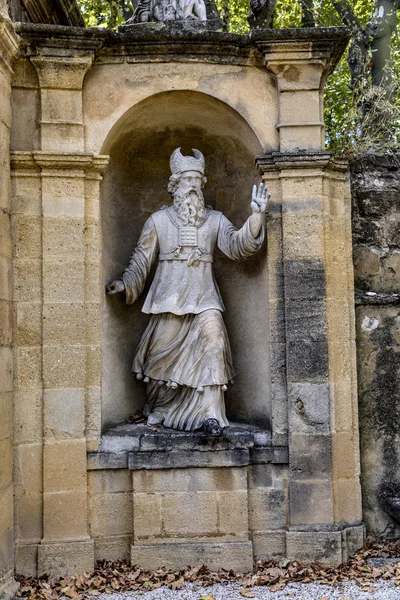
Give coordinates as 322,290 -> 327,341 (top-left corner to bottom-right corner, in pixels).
128,0 -> 207,24
107,148 -> 269,435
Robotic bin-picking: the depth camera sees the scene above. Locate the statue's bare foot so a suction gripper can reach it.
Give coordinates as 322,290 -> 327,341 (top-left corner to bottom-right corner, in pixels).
202,418 -> 223,436
147,411 -> 164,426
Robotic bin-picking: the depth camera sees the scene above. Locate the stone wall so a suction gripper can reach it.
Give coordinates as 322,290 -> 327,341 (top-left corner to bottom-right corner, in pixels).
0,10 -> 19,599
2,21 -> 364,581
352,155 -> 400,537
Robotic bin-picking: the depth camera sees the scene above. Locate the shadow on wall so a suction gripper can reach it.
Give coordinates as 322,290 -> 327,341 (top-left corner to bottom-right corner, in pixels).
100,90 -> 271,431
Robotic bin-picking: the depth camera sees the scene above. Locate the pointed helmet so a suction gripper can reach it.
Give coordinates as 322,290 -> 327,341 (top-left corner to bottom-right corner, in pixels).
170,147 -> 205,175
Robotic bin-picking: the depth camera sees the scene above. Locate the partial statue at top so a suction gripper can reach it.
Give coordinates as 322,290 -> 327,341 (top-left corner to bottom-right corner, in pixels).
107,148 -> 269,436
118,0 -> 221,28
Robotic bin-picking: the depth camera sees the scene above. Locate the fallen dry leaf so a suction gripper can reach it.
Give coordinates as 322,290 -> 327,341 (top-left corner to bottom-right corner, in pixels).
240,590 -> 255,598
199,596 -> 216,600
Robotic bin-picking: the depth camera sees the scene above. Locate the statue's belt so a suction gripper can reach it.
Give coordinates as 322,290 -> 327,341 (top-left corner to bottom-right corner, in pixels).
158,251 -> 213,263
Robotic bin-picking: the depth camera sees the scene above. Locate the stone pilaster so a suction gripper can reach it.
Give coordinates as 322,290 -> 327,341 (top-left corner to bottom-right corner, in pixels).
253,28 -> 349,154
257,152 -> 363,565
24,46 -> 107,577
0,10 -> 19,599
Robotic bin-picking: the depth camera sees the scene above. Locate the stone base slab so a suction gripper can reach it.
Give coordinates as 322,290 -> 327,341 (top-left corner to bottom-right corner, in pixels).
131,541 -> 253,572
0,569 -> 19,600
38,540 -> 94,577
287,524 -> 365,567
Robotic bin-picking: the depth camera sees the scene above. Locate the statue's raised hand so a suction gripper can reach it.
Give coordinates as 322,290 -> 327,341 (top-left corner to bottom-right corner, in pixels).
251,182 -> 270,214
106,280 -> 125,295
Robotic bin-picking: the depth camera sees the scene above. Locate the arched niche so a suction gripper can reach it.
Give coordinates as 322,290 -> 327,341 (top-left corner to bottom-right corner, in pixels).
101,90 -> 271,430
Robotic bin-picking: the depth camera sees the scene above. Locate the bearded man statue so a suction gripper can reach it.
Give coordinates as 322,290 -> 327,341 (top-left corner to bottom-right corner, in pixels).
107,148 -> 269,435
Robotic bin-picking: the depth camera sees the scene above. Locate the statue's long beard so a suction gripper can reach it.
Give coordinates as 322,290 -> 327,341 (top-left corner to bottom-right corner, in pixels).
173,190 -> 206,227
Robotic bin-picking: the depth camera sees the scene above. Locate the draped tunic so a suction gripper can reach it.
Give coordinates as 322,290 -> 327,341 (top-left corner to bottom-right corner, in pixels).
122,205 -> 265,315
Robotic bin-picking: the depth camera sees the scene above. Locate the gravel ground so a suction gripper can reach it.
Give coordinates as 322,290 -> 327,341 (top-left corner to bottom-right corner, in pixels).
93,580 -> 400,600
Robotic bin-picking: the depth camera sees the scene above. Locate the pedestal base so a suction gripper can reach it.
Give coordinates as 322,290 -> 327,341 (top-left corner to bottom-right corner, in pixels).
38,540 -> 94,577
286,524 -> 365,566
131,541 -> 254,572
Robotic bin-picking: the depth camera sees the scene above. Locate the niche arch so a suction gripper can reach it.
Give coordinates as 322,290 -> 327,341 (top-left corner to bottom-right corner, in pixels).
101,90 -> 271,430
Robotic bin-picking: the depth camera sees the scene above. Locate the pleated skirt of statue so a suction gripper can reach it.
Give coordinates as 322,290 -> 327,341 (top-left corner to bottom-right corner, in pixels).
132,309 -> 234,430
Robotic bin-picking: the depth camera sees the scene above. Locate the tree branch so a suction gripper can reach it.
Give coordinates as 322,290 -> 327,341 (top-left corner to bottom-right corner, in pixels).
333,0 -> 362,32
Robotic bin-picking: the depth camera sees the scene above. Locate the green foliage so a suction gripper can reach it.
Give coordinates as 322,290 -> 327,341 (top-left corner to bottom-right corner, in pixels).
77,0 -> 400,154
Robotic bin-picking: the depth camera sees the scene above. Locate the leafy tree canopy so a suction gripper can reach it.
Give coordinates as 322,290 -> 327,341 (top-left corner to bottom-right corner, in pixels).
77,0 -> 400,154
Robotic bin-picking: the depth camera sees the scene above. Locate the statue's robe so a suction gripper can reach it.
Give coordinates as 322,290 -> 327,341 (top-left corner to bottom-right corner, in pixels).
122,205 -> 264,431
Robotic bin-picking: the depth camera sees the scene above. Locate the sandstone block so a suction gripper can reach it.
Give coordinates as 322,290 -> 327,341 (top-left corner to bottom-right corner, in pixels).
43,303 -> 85,345
332,430 -> 358,480
44,388 -> 85,440
0,347 -> 13,393
15,443 -> 42,492
11,175 -> 41,217
289,433 -> 332,480
85,219 -> 101,260
43,259 -> 84,303
249,488 -> 287,531
15,492 -> 43,542
41,123 -> 84,154
44,439 -> 87,492
131,541 -> 253,572
0,438 -> 12,486
0,485 -> 13,534
85,303 -> 101,345
217,490 -> 248,537
333,478 -> 362,523
90,493 -> 132,537
14,302 -> 41,346
43,491 -> 88,540
94,536 -> 131,563
11,214 -> 41,259
0,392 -> 12,441
41,89 -> 82,123
88,470 -> 132,495
86,345 -> 101,387
13,259 -> 41,302
132,467 -> 247,494
342,524 -> 364,562
38,540 -> 94,578
162,491 -> 218,536
86,386 -> 101,442
288,382 -> 330,434
286,530 -> 342,567
15,543 -> 38,577
43,216 -> 84,258
133,493 -> 162,540
0,256 -> 11,301
289,479 -> 334,526
283,213 -> 324,259
0,211 -> 12,260
16,346 -> 41,389
0,302 -> 12,346
43,345 -> 86,388
14,390 -> 42,444
252,530 -> 286,559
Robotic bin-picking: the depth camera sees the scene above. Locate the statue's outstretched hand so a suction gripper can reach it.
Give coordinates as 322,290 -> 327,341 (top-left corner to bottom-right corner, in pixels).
106,280 -> 125,295
251,182 -> 270,214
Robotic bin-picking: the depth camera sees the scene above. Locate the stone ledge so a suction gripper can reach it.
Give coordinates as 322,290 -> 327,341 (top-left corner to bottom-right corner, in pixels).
131,540 -> 253,572
87,423 -> 288,470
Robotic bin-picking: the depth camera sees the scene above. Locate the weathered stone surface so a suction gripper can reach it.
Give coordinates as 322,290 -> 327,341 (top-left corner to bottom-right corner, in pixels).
131,541 -> 253,572
38,541 -> 94,578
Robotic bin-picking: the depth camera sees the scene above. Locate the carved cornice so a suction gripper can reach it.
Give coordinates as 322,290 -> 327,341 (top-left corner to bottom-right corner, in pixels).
251,27 -> 350,78
0,15 -> 20,75
256,151 -> 348,174
10,151 -> 109,174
